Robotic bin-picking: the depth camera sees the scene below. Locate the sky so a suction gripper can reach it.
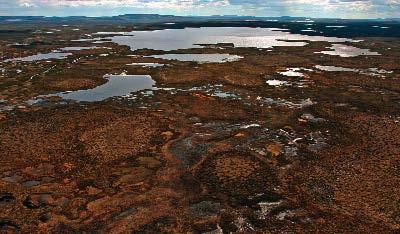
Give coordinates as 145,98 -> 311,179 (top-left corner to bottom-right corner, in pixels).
0,0 -> 399,19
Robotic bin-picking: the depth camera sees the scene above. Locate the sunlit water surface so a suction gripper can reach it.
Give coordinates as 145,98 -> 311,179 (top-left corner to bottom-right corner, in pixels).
54,74 -> 156,102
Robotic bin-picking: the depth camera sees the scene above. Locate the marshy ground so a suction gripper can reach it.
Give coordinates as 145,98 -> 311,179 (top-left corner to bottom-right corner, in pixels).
0,18 -> 399,233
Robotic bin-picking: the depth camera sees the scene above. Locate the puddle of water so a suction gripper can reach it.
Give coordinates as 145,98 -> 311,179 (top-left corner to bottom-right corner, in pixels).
279,70 -> 304,77
26,98 -> 45,106
154,84 -> 240,99
316,44 -> 380,57
368,68 -> 393,74
263,97 -> 315,109
99,27 -> 356,51
94,32 -> 129,35
155,83 -> 240,100
4,52 -> 72,62
127,63 -> 165,68
315,65 -> 392,77
3,46 -> 107,62
147,54 -> 243,63
266,80 -> 289,86
211,90 -> 239,98
51,74 -> 156,102
60,46 -> 99,51
241,124 -> 261,129
315,65 -> 358,72
278,68 -> 312,77
93,41 -> 113,44
8,43 -> 29,47
71,37 -> 104,42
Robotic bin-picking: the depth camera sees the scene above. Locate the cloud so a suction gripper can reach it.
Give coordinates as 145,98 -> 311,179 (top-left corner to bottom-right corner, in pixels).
16,0 -> 229,9
1,0 -> 398,17
20,2 -> 36,7
228,0 -> 400,17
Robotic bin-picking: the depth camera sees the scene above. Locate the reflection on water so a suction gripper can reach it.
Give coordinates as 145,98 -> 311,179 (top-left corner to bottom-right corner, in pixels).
5,27 -> 381,63
262,97 -> 316,109
315,65 -> 358,72
147,54 -> 243,63
127,63 -> 165,67
4,52 -> 72,62
266,80 -> 289,86
316,44 -> 380,57
101,27 -> 356,51
54,74 -> 156,102
278,68 -> 312,77
212,90 -> 239,98
3,46 -> 103,62
60,46 -> 99,51
315,65 -> 392,77
153,84 -> 241,99
279,70 -> 304,77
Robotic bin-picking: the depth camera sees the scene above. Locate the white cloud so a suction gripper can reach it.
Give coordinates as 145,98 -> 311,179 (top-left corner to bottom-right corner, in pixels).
20,2 -> 36,7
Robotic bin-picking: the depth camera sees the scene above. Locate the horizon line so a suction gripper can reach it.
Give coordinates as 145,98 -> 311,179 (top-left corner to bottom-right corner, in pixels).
0,14 -> 399,20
